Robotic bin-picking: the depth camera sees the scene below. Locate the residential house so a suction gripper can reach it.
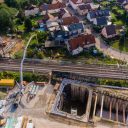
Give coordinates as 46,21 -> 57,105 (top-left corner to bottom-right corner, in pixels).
43,13 -> 58,22
25,5 -> 39,17
67,34 -> 96,55
117,0 -> 128,5
93,17 -> 108,26
45,40 -> 65,48
101,24 -> 117,38
77,4 -> 92,15
40,2 -> 66,15
116,0 -> 128,11
87,9 -> 110,22
58,8 -> 72,18
60,16 -> 79,26
69,0 -> 83,10
62,22 -> 84,37
46,20 -> 60,36
68,23 -> 84,36
54,30 -> 69,41
124,3 -> 128,11
45,29 -> 69,48
83,0 -> 93,4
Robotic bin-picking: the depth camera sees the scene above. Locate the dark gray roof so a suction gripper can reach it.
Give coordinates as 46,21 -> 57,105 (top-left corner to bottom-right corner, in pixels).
68,23 -> 84,31
95,17 -> 107,26
105,25 -> 116,36
89,9 -> 110,19
78,4 -> 91,10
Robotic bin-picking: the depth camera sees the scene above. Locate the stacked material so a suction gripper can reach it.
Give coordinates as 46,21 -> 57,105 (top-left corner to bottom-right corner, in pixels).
0,79 -> 15,88
5,118 -> 16,128
5,116 -> 34,128
15,116 -> 24,128
26,122 -> 34,128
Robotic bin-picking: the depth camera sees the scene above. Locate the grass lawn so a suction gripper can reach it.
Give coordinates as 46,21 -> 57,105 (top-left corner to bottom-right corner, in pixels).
100,1 -> 110,6
111,12 -> 124,25
17,24 -> 25,31
111,39 -> 128,52
14,49 -> 23,59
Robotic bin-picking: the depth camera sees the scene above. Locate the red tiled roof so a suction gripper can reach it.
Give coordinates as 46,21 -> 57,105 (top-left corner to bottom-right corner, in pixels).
69,34 -> 96,50
71,0 -> 83,4
61,16 -> 79,25
40,2 -> 66,11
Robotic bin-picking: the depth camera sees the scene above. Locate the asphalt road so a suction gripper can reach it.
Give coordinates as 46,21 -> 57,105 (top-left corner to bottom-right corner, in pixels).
0,59 -> 128,80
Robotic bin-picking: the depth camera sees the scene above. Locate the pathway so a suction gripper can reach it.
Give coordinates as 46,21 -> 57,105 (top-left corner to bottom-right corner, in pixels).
95,36 -> 128,63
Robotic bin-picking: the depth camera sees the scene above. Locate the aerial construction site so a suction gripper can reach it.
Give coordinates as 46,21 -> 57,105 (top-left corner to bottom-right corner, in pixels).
0,71 -> 128,128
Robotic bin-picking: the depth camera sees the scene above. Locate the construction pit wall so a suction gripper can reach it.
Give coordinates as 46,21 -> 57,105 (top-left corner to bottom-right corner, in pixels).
93,92 -> 128,125
51,79 -> 128,125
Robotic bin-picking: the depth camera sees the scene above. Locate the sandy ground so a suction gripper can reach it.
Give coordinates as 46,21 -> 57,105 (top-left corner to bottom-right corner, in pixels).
10,40 -> 24,55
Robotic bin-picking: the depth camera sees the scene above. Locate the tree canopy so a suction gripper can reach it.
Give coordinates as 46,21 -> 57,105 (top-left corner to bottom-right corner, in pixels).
24,18 -> 32,32
0,4 -> 17,33
5,0 -> 51,9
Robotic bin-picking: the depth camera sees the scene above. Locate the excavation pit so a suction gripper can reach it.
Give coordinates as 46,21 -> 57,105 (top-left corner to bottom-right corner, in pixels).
51,79 -> 128,125
58,84 -> 89,116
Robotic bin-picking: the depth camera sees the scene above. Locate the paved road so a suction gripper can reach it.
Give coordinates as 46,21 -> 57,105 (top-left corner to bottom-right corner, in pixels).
95,36 -> 128,62
0,60 -> 128,80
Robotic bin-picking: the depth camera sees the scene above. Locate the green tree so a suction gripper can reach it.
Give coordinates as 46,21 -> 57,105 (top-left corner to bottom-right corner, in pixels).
0,4 -> 17,33
24,18 -> 32,32
27,49 -> 34,58
5,0 -> 28,9
37,51 -> 44,59
37,31 -> 48,43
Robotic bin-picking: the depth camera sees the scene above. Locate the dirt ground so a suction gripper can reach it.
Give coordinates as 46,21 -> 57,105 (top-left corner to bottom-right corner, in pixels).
10,40 -> 24,55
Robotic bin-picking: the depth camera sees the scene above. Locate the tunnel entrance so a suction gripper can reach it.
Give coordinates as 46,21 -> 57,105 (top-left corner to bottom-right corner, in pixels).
58,84 -> 89,116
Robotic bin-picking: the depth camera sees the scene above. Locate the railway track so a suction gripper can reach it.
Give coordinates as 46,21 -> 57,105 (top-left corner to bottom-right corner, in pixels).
0,60 -> 128,80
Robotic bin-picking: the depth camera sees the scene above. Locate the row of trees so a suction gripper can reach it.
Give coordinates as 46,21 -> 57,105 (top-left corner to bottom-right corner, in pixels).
0,71 -> 49,82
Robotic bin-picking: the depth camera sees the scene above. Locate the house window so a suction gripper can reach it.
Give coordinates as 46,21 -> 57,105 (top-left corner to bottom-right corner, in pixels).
78,29 -> 81,33
87,41 -> 90,45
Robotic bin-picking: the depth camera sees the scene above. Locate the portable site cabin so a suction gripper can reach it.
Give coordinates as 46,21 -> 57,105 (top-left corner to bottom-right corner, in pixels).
0,79 -> 15,88
26,123 -> 34,128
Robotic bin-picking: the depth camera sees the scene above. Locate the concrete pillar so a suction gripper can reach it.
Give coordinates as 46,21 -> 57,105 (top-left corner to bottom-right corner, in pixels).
109,100 -> 112,120
126,113 -> 128,125
85,90 -> 92,122
116,101 -> 118,122
49,71 -> 52,84
123,104 -> 126,124
100,95 -> 104,118
93,93 -> 97,118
